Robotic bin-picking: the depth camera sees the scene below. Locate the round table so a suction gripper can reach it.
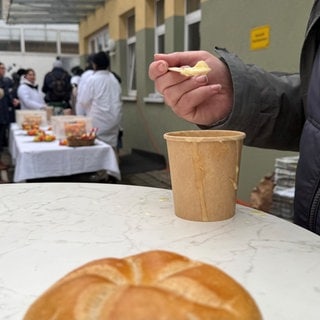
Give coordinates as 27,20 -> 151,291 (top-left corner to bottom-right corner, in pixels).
1,183 -> 319,319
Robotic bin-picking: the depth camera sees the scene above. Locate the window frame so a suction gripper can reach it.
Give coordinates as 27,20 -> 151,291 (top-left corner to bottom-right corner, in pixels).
184,2 -> 201,51
87,27 -> 110,54
155,0 -> 165,54
126,14 -> 137,97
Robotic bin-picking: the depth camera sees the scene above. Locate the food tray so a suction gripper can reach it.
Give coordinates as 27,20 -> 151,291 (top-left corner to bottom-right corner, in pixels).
51,116 -> 92,139
16,110 -> 47,129
67,136 -> 95,147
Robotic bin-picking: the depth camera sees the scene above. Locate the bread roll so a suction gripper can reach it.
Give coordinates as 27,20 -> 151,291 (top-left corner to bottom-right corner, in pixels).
23,250 -> 262,320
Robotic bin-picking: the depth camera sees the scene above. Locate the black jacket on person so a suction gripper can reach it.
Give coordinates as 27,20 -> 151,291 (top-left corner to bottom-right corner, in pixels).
42,67 -> 72,108
0,76 -> 13,125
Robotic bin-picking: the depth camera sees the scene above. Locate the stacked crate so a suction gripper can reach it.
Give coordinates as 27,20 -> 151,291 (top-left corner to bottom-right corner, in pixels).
271,156 -> 299,220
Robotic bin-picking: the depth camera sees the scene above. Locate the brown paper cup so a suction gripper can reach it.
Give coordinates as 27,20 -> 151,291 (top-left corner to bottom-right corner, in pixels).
164,130 -> 246,222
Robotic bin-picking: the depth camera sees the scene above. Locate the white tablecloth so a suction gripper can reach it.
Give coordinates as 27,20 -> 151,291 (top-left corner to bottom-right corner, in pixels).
9,123 -> 121,182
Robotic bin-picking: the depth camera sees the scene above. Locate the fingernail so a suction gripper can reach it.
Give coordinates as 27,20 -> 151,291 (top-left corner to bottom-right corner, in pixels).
194,75 -> 208,84
158,61 -> 168,73
210,84 -> 222,91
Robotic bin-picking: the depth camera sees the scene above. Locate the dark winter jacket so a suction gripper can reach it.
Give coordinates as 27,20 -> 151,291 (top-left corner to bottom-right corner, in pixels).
0,76 -> 13,125
42,67 -> 72,107
212,0 -> 320,234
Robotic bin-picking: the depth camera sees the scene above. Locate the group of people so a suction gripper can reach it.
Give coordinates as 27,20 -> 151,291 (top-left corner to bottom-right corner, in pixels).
0,51 -> 123,182
0,58 -> 73,177
43,53 -> 122,151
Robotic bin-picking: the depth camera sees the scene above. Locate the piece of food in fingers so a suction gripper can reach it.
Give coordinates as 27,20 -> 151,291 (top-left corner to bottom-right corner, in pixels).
168,60 -> 211,76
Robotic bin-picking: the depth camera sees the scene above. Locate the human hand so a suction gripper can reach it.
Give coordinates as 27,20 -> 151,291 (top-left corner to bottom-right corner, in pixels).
148,51 -> 233,126
12,98 -> 20,108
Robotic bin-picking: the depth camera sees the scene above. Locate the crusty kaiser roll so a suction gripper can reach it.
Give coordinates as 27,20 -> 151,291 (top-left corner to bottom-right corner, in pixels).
23,250 -> 262,320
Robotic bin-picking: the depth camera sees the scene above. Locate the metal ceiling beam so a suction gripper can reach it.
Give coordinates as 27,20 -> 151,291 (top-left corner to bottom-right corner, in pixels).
5,0 -> 106,24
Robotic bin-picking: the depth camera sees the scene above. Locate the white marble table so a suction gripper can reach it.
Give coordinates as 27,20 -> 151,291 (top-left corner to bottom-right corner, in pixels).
9,123 -> 120,182
0,183 -> 319,320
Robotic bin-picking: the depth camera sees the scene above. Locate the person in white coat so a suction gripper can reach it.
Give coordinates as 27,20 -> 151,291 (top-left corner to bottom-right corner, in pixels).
80,52 -> 122,149
17,69 -> 46,110
75,54 -> 94,116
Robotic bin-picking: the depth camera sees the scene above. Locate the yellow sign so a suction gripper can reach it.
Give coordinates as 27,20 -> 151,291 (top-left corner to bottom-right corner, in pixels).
250,25 -> 270,50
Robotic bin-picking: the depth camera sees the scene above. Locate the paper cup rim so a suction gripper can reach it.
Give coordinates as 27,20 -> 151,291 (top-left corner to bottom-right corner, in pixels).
163,130 -> 246,142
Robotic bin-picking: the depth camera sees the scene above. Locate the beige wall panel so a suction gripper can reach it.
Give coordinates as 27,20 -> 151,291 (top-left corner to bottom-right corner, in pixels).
136,0 -> 154,30
116,0 -> 136,14
165,0 -> 184,17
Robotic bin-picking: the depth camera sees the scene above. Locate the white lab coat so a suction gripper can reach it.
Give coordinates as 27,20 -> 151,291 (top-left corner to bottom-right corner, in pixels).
17,78 -> 46,110
81,70 -> 122,148
75,69 -> 94,116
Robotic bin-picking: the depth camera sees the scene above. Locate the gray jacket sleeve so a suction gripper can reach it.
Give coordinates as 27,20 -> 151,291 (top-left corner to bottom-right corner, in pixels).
206,47 -> 305,151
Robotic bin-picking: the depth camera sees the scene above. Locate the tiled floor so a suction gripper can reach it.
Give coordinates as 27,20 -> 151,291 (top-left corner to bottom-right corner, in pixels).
120,169 -> 171,189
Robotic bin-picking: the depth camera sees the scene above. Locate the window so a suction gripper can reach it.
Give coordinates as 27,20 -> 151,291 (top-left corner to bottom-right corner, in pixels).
145,0 -> 165,102
24,29 -> 57,53
127,14 -> 136,96
185,0 -> 201,50
23,28 -> 79,54
155,0 -> 165,53
87,28 -> 110,54
0,27 -> 20,52
186,0 -> 200,13
90,39 -> 95,53
60,30 -> 79,54
0,22 -> 78,55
